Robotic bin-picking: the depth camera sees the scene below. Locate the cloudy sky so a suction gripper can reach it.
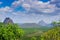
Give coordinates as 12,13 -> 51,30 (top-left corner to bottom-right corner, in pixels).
0,0 -> 60,23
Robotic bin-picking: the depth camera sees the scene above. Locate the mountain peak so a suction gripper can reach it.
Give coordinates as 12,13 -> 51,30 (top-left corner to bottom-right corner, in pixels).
3,17 -> 14,24
38,20 -> 47,26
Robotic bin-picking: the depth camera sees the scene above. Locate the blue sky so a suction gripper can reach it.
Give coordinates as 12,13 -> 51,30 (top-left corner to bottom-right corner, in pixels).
0,0 -> 60,23
40,0 -> 50,2
0,0 -> 50,7
0,0 -> 15,7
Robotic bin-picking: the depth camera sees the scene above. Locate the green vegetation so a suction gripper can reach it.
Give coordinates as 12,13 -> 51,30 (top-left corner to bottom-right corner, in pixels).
52,21 -> 60,26
0,23 -> 24,40
40,27 -> 60,40
0,21 -> 60,40
22,27 -> 51,35
22,27 -> 60,40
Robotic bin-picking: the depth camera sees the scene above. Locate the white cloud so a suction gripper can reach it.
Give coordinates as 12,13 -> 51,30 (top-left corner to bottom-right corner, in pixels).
12,0 -> 24,8
12,0 -> 57,13
50,0 -> 60,8
12,1 -> 21,7
22,3 -> 31,11
51,0 -> 60,2
0,6 -> 13,13
31,1 -> 57,13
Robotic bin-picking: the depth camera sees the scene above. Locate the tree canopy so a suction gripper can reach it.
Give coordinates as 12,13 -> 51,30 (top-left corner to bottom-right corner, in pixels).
0,23 -> 24,40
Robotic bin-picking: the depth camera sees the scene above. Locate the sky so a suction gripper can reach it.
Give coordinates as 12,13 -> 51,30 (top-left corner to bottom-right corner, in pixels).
0,0 -> 60,24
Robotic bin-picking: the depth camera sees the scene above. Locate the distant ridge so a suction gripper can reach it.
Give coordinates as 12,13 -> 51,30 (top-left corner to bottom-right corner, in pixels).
18,20 -> 53,28
19,23 -> 40,28
3,17 -> 13,24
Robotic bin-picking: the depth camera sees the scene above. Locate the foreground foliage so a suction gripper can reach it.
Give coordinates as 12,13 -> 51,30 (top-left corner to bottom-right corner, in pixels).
40,27 -> 60,40
0,23 -> 24,40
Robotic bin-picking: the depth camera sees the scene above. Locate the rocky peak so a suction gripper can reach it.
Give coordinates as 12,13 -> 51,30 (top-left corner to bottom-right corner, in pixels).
3,17 -> 13,24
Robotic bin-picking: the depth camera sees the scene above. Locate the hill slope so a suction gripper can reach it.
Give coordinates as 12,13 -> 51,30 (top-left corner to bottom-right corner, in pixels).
40,26 -> 60,40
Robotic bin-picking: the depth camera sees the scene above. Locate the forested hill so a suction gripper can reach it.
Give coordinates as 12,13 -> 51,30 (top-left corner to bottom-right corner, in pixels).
40,26 -> 60,40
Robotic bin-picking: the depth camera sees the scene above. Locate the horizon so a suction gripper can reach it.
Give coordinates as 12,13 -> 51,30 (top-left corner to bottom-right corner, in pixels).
0,0 -> 60,23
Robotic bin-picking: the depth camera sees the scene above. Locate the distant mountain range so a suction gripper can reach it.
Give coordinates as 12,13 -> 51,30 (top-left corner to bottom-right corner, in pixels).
18,20 -> 53,28
19,23 -> 40,28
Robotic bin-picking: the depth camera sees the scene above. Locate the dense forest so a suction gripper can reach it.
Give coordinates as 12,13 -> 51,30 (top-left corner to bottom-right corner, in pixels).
0,21 -> 60,40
